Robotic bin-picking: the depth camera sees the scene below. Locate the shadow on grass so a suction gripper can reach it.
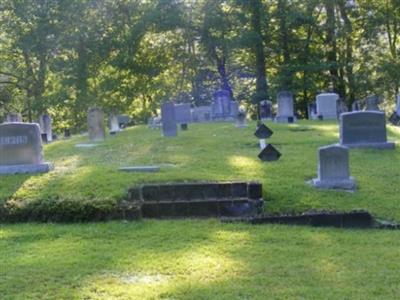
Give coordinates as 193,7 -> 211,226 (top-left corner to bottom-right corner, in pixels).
2,221 -> 400,299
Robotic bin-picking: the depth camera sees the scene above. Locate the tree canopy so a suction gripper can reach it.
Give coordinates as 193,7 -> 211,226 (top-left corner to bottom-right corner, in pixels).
1,0 -> 399,130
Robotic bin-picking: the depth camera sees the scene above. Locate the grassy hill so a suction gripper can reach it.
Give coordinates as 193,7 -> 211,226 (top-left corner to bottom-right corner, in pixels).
1,121 -> 400,299
1,121 -> 400,221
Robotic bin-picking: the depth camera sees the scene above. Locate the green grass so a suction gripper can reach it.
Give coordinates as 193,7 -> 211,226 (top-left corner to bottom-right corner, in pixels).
1,121 -> 400,299
1,221 -> 400,299
1,121 -> 400,221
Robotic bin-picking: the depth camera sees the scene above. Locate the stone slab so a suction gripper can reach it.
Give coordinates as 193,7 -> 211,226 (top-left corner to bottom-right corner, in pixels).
316,93 -> 339,120
75,143 -> 99,148
0,163 -> 53,175
161,102 -> 177,137
310,178 -> 356,191
119,166 -> 160,173
340,111 -> 395,149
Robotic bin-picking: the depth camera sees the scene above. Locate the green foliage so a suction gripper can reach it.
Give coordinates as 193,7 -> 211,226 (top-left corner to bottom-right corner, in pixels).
1,0 -> 400,129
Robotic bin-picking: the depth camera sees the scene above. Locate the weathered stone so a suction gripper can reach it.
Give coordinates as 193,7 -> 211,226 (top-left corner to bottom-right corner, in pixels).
275,91 -> 295,123
38,114 -> 53,142
117,115 -> 130,128
191,106 -> 212,122
119,166 -> 160,173
87,107 -> 105,141
260,100 -> 273,120
161,102 -> 177,137
212,89 -> 232,120
230,101 -> 239,118
75,143 -> 98,148
308,102 -> 318,120
6,113 -> 22,123
365,95 -> 380,111
311,144 -> 356,190
340,111 -> 395,149
148,117 -> 162,129
258,144 -> 281,162
109,114 -> 121,133
174,103 -> 192,124
0,123 -> 52,175
235,109 -> 247,128
316,93 -> 339,120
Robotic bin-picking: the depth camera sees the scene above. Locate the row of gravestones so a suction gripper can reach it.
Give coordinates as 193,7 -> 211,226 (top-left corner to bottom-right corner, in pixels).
252,110 -> 395,191
157,102 -> 248,137
312,111 -> 395,190
260,92 -> 400,124
0,108 -> 130,175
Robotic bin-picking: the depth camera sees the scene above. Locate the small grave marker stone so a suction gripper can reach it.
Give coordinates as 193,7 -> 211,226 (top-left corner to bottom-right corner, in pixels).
311,144 -> 356,190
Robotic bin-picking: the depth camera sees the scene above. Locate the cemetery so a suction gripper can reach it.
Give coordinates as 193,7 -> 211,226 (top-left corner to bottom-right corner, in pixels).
1,1 -> 400,299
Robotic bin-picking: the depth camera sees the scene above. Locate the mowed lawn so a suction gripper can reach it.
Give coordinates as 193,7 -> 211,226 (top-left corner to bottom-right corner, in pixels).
1,121 -> 400,299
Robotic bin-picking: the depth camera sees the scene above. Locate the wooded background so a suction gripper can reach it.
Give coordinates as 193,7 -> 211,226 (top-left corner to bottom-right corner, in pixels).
0,0 -> 399,131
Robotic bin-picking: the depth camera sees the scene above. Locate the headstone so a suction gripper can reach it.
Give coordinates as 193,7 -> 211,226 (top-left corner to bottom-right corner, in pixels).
389,112 -> 400,126
340,111 -> 395,149
0,123 -> 52,174
64,129 -> 71,138
161,102 -> 177,137
311,144 -> 356,190
230,101 -> 239,118
308,102 -> 318,120
109,114 -> 120,134
174,103 -> 192,124
352,100 -> 362,111
212,89 -> 232,120
87,107 -> 105,141
235,109 -> 247,128
316,93 -> 339,120
365,95 -> 380,111
6,113 -> 22,123
191,106 -> 212,122
117,115 -> 130,128
180,123 -> 188,131
38,114 -> 52,143
148,117 -> 162,129
260,100 -> 273,120
258,144 -> 281,162
396,94 -> 400,116
275,91 -> 295,123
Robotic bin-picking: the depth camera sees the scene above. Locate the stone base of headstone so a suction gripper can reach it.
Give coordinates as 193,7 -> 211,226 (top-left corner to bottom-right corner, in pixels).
275,116 -> 296,123
310,177 -> 356,191
0,163 -> 53,175
341,142 -> 395,149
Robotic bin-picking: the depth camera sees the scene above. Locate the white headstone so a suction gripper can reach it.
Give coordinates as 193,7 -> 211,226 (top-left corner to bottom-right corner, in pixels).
275,91 -> 295,123
109,114 -> 120,133
311,144 -> 356,190
39,114 -> 53,142
316,93 -> 339,120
